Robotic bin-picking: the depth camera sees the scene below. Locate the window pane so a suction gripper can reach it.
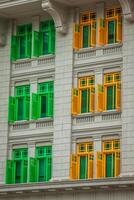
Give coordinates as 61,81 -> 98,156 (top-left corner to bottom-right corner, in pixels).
19,36 -> 25,59
108,20 -> 116,44
43,32 -> 49,54
15,161 -> 21,183
17,98 -> 24,120
39,159 -> 45,182
81,90 -> 90,113
80,156 -> 88,179
107,86 -> 116,110
83,26 -> 90,48
40,95 -> 47,118
106,154 -> 115,177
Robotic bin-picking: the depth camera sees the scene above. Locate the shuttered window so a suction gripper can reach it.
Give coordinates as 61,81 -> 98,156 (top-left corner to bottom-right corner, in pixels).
6,148 -> 28,184
70,142 -> 94,180
8,85 -> 30,123
29,146 -> 52,182
11,24 -> 32,61
32,81 -> 54,120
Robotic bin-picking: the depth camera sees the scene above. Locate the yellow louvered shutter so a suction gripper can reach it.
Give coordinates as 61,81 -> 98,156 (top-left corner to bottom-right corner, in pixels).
91,20 -> 96,47
98,18 -> 106,46
116,16 -> 122,43
96,152 -> 104,178
90,87 -> 95,112
88,153 -> 94,179
70,154 -> 78,179
115,152 -> 120,177
73,24 -> 80,50
116,83 -> 121,111
97,85 -> 104,112
72,88 -> 79,115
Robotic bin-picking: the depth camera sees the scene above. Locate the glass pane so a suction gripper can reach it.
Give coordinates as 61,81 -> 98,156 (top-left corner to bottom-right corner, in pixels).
19,36 -> 25,59
39,159 -> 45,182
107,86 -> 116,110
43,32 -> 49,55
108,20 -> 116,44
15,161 -> 21,183
81,90 -> 90,113
83,26 -> 90,48
80,156 -> 88,179
17,98 -> 24,120
40,96 -> 47,118
106,154 -> 115,177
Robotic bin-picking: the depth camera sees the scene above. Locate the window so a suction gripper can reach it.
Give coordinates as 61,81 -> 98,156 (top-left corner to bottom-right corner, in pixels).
6,148 -> 28,184
98,7 -> 122,45
73,11 -> 96,50
32,20 -> 55,57
96,140 -> 120,178
97,72 -> 121,112
8,85 -> 30,123
11,24 -> 32,61
70,142 -> 94,180
72,76 -> 95,115
32,81 -> 54,120
29,146 -> 52,182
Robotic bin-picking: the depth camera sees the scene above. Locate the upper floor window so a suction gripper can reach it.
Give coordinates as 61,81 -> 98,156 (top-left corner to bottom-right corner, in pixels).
72,76 -> 95,115
99,7 -> 122,45
11,24 -> 32,61
32,81 -> 54,120
6,148 -> 28,184
70,142 -> 94,180
8,85 -> 30,123
97,72 -> 121,112
97,140 -> 120,178
74,11 -> 96,50
29,146 -> 52,182
33,20 -> 55,57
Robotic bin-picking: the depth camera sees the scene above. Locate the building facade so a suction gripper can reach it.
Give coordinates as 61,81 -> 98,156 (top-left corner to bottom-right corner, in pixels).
0,0 -> 134,199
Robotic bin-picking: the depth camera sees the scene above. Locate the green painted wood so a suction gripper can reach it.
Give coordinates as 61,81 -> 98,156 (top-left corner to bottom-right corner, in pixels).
10,35 -> 17,61
32,31 -> 39,57
83,26 -> 90,48
80,156 -> 87,179
32,93 -> 40,120
8,96 -> 16,123
107,85 -> 116,110
5,160 -> 15,184
108,20 -> 116,44
29,158 -> 37,182
106,154 -> 115,177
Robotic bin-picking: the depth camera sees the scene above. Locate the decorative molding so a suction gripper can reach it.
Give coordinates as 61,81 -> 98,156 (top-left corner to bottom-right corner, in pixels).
119,0 -> 134,22
42,0 -> 68,34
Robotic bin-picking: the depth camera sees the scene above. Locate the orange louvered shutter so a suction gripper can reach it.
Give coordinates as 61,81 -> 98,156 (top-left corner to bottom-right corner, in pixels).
73,24 -> 80,50
70,154 -> 78,179
88,153 -> 94,179
115,152 -> 120,177
98,18 -> 106,46
91,20 -> 96,47
116,16 -> 122,43
96,152 -> 104,178
97,85 -> 104,112
72,88 -> 79,115
116,83 -> 121,111
90,87 -> 95,112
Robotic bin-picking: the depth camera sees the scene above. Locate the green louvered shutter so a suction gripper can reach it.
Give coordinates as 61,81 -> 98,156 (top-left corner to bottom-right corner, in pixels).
21,160 -> 28,183
25,34 -> 32,58
46,157 -> 52,181
8,96 -> 16,123
39,32 -> 44,56
32,31 -> 39,57
29,158 -> 37,182
50,22 -> 55,54
11,35 -> 17,61
47,92 -> 53,117
106,154 -> 115,177
81,90 -> 87,113
32,93 -> 39,120
24,96 -> 30,120
6,160 -> 15,184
